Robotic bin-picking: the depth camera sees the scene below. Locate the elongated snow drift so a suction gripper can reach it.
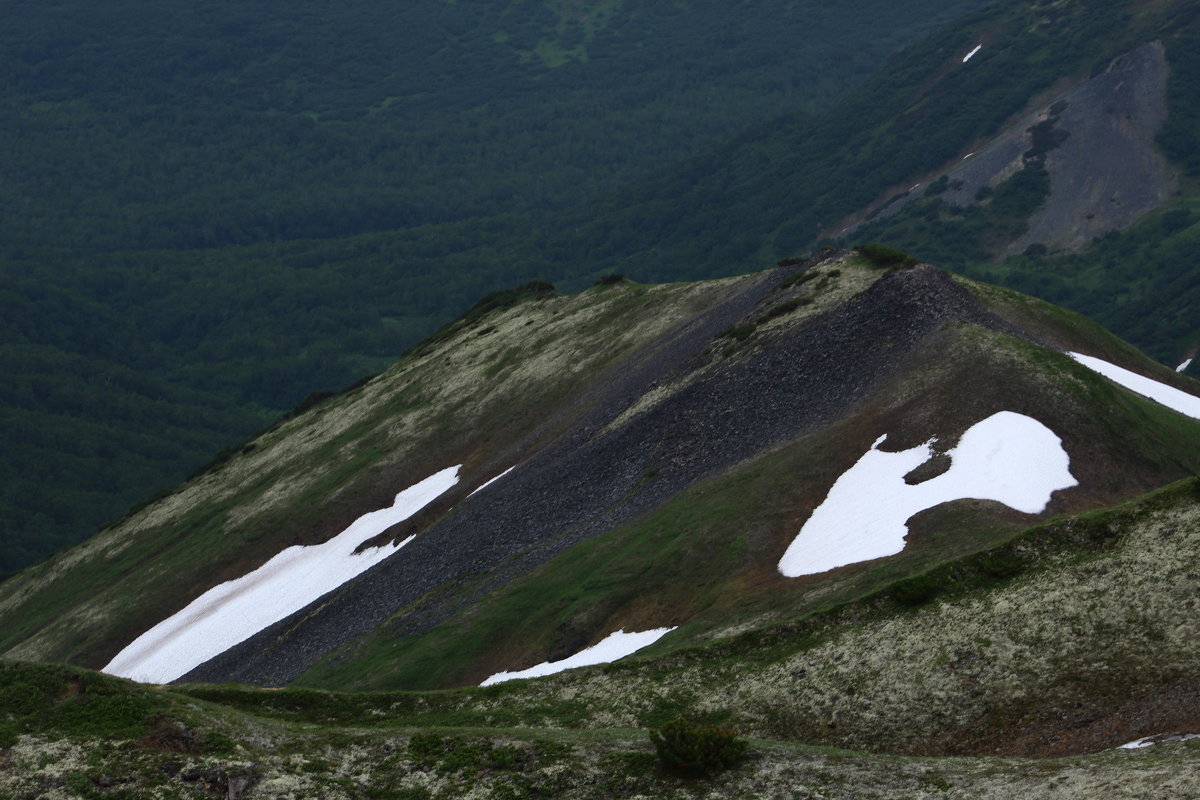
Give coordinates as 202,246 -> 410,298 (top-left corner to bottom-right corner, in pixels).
104,466 -> 461,683
778,412 -> 1075,577
1070,352 -> 1200,419
481,627 -> 676,686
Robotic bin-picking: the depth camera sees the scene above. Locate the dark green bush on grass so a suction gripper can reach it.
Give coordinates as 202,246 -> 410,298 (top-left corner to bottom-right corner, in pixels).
890,571 -> 946,606
854,243 -> 919,268
649,716 -> 748,777
720,322 -> 757,342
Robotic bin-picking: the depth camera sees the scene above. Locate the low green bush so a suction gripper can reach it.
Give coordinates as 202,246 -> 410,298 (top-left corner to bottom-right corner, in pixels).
648,716 -> 748,777
854,243 -> 919,268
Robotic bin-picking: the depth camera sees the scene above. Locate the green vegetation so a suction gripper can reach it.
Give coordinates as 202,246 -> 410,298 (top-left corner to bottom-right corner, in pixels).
853,244 -> 921,269
0,662 -> 161,745
2,658 -> 1196,799
648,717 -> 748,777
846,157 -> 1054,273
966,205 -> 1200,366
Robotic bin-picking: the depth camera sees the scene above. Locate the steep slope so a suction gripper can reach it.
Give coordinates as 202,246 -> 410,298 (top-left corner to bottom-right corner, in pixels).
844,41 -> 1177,254
3,252 -> 1199,703
0,0 -> 996,572
0,274 -> 769,669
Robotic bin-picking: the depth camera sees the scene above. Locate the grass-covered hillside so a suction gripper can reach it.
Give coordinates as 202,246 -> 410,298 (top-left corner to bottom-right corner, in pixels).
3,477 -> 1199,798
3,252 -> 1199,701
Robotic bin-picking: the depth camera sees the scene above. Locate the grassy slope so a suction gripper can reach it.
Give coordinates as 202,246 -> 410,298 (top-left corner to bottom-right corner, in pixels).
5,258 -> 1200,688
183,478 -> 1200,756
296,260 -> 1200,693
4,482 -> 1199,798
2,666 -> 1197,800
0,276 -> 757,669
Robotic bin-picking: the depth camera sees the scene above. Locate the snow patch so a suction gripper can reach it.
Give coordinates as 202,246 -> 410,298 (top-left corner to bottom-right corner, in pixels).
962,152 -> 975,160
962,44 -> 982,63
1070,352 -> 1200,419
778,412 -> 1075,577
1177,358 -> 1193,373
480,627 -> 676,686
469,466 -> 515,497
1119,733 -> 1200,749
103,465 -> 461,683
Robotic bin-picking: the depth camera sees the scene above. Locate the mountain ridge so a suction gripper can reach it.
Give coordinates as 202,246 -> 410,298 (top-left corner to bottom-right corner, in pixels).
3,254 -> 1200,796
5,251 -> 1199,698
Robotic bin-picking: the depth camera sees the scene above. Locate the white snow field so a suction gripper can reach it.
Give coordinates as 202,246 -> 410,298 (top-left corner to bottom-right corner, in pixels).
962,44 -> 983,63
104,465 -> 462,683
480,627 -> 677,686
468,465 -> 515,497
1119,733 -> 1200,749
778,412 -> 1076,577
1177,358 -> 1193,373
1070,352 -> 1200,419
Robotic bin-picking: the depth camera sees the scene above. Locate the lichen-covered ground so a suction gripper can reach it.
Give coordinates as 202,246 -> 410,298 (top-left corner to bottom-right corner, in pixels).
3,725 -> 1198,800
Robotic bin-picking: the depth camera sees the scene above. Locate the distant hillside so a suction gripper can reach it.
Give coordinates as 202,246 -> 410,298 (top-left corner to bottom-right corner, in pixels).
0,0 -> 994,571
7,0 -> 1200,578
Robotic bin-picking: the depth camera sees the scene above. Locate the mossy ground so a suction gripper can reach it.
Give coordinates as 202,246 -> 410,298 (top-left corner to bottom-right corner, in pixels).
3,649 -> 1199,799
169,479 -> 1200,762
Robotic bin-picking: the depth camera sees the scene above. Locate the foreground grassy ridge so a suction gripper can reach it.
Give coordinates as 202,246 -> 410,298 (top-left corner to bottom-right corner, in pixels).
0,274 -> 758,669
2,661 -> 1198,799
508,479 -> 1200,755
182,479 -> 1200,758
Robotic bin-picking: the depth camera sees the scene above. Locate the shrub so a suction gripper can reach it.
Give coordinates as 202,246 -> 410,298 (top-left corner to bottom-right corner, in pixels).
755,298 -> 810,325
720,323 -> 757,342
890,571 -> 946,606
648,716 -> 748,777
778,269 -> 820,290
593,273 -> 625,286
853,243 -> 919,269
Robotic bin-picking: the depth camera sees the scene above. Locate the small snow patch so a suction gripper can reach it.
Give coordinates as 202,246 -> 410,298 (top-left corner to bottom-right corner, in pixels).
104,466 -> 462,683
480,627 -> 676,686
469,466 -> 515,497
1070,352 -> 1200,419
1177,358 -> 1193,373
962,152 -> 975,160
778,412 -> 1075,577
962,44 -> 982,63
1119,733 -> 1200,749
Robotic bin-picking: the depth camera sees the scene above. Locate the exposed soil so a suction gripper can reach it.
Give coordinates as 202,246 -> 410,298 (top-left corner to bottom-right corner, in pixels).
840,42 -> 1176,255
